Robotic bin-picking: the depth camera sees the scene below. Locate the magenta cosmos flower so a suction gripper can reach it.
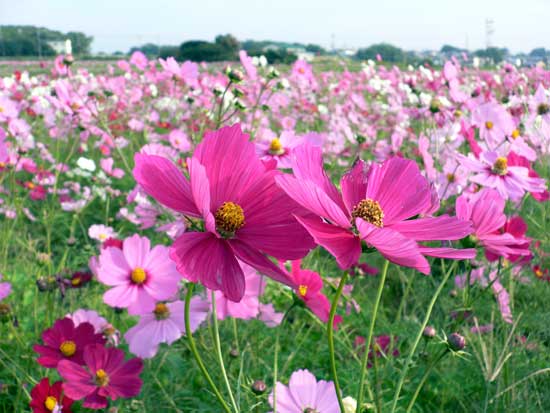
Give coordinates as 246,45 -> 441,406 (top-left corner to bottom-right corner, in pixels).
459,151 -> 546,201
287,260 -> 341,326
97,234 -> 181,314
33,318 -> 105,368
456,189 -> 532,260
276,144 -> 474,273
269,369 -> 339,413
30,378 -> 74,413
124,298 -> 209,358
58,344 -> 143,409
0,274 -> 10,301
133,124 -> 315,302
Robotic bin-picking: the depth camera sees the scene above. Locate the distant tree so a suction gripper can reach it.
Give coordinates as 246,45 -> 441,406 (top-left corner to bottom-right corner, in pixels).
305,44 -> 326,55
441,44 -> 466,54
474,47 -> 507,63
179,40 -> 229,62
129,43 -> 160,57
159,45 -> 180,60
529,47 -> 546,57
264,48 -> 297,64
66,31 -> 93,54
356,43 -> 405,62
215,34 -> 240,59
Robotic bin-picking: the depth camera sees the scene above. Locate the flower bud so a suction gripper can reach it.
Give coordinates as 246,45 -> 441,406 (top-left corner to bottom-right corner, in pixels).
229,348 -> 239,358
448,332 -> 466,351
251,380 -> 267,395
342,396 -> 358,413
423,326 -> 436,338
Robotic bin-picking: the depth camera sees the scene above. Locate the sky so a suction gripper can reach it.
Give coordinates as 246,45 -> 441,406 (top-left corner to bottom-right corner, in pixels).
1,0 -> 549,54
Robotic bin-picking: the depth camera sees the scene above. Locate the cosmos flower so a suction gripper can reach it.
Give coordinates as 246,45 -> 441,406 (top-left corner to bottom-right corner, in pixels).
133,124 -> 315,302
67,309 -> 109,334
287,260 -> 342,326
33,318 -> 105,368
471,102 -> 515,148
459,151 -> 546,201
97,234 -> 181,314
88,224 -> 116,243
0,274 -> 10,301
30,378 -> 74,413
276,143 -> 474,273
269,369 -> 339,413
456,189 -> 532,260
124,298 -> 209,359
58,343 -> 143,409
209,261 -> 266,321
255,131 -> 323,169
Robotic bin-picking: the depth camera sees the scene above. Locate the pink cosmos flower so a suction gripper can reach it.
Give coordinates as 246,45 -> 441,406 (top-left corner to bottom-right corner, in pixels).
276,144 -> 474,273
0,274 -> 10,301
33,318 -> 105,368
58,344 -> 143,409
459,151 -> 546,201
256,131 -> 323,169
456,189 -> 532,260
133,124 -> 315,302
287,260 -> 341,326
97,234 -> 181,315
124,298 -> 209,358
485,216 -> 532,263
100,158 -> 125,179
88,224 -> 116,243
269,369 -> 339,413
508,151 -> 550,202
67,309 -> 108,334
471,102 -> 515,148
210,261 -> 265,321
168,129 -> 191,152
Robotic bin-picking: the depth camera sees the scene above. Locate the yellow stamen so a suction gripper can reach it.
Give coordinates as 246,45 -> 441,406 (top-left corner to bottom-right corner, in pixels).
268,138 -> 285,155
215,202 -> 245,236
351,199 -> 384,228
446,173 -> 456,183
44,396 -> 57,411
131,267 -> 147,284
485,121 -> 494,130
298,285 -> 308,297
511,129 -> 520,139
71,276 -> 81,286
492,157 -> 508,176
95,369 -> 110,387
59,340 -> 76,357
154,302 -> 170,320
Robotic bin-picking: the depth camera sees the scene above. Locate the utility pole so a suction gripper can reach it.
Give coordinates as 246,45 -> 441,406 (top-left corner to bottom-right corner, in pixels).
485,18 -> 494,49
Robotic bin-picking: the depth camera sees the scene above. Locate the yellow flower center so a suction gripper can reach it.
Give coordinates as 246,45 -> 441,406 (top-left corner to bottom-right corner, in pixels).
154,302 -> 170,320
298,285 -> 308,297
485,121 -> 494,130
535,268 -> 543,278
511,129 -> 520,139
492,157 -> 508,176
95,369 -> 110,387
103,326 -> 116,336
44,396 -> 58,411
71,276 -> 81,286
0,106 -> 4,113
454,110 -> 462,118
215,202 -> 245,236
131,267 -> 147,284
59,340 -> 76,357
98,233 -> 108,241
268,138 -> 285,155
351,199 -> 384,228
446,173 -> 456,183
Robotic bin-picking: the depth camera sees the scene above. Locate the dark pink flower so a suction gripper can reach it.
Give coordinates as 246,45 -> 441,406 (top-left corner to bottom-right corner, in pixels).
33,318 -> 105,368
276,144 -> 474,273
30,378 -> 74,413
58,344 -> 143,409
133,124 -> 315,302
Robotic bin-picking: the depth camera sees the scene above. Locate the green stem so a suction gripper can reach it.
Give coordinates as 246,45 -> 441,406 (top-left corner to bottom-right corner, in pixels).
389,261 -> 457,413
184,284 -> 232,413
211,291 -> 239,413
405,350 -> 448,413
273,303 -> 297,413
328,271 -> 349,413
356,260 -> 390,413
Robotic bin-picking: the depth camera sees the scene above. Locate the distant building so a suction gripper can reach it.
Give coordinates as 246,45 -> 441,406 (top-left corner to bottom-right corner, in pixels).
47,41 -> 66,54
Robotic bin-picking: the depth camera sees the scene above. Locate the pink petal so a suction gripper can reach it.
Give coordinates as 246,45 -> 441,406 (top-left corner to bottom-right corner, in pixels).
294,215 -> 361,269
123,234 -> 150,269
133,153 -> 199,216
389,215 -> 472,241
187,157 -> 216,233
341,160 -> 368,214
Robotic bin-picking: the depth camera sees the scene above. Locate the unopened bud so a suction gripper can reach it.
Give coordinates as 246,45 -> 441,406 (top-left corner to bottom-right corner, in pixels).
251,380 -> 267,395
229,348 -> 239,358
448,332 -> 466,351
423,326 -> 436,338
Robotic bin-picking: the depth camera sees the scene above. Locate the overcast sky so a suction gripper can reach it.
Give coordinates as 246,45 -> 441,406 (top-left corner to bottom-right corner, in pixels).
1,0 -> 549,54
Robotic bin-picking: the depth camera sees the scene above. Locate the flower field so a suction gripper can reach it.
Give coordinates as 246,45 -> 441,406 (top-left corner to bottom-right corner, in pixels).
1,51 -> 550,412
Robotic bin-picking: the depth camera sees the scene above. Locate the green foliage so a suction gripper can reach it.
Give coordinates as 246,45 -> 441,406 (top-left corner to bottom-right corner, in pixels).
0,25 -> 92,56
356,43 -> 405,62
